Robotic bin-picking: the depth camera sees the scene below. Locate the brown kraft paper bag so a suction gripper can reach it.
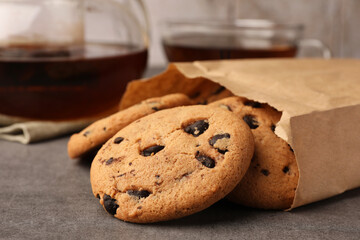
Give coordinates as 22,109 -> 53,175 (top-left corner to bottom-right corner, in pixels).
119,59 -> 360,209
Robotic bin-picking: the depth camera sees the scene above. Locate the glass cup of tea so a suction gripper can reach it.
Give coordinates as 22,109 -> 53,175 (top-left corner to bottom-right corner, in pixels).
0,0 -> 149,120
161,19 -> 331,62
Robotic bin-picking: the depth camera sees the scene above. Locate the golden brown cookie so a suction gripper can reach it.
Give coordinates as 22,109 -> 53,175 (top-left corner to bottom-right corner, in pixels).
68,93 -> 191,159
209,96 -> 299,209
90,105 -> 254,223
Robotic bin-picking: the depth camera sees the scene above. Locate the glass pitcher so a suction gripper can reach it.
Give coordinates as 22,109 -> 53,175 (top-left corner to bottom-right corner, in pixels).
0,0 -> 149,120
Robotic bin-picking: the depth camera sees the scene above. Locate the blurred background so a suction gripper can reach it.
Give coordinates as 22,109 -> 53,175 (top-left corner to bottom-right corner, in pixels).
1,0 -> 359,121
144,0 -> 360,67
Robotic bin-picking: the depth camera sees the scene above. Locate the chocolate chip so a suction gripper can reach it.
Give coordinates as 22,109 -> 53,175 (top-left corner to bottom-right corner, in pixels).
141,145 -> 165,156
271,124 -> 276,132
83,131 -> 90,137
261,169 -> 269,176
103,194 -> 119,215
244,100 -> 262,108
152,107 -> 159,111
184,120 -> 209,137
209,133 -> 230,154
219,104 -> 232,112
209,133 -> 230,145
243,115 -> 259,129
127,190 -> 151,199
96,194 -> 100,199
283,166 -> 289,174
155,175 -> 160,178
105,158 -> 114,165
114,137 -> 124,144
129,162 -> 132,166
213,86 -> 225,95
195,151 -> 215,168
103,127 -> 107,131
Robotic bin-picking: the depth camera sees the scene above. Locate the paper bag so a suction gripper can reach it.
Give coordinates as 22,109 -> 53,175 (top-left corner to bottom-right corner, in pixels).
120,59 -> 360,209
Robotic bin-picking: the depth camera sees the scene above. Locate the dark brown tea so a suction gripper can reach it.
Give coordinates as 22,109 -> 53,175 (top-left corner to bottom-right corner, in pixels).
163,34 -> 297,62
0,43 -> 147,120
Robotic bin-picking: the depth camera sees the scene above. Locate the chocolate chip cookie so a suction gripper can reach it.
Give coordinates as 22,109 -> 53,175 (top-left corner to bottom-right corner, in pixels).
209,96 -> 299,209
90,105 -> 254,223
68,93 -> 191,159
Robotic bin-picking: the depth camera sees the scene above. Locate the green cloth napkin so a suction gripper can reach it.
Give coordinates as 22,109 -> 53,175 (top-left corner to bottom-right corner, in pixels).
0,114 -> 91,144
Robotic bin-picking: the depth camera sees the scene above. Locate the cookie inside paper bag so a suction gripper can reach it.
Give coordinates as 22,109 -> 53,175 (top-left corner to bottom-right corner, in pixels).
119,65 -> 233,109
119,64 -> 299,210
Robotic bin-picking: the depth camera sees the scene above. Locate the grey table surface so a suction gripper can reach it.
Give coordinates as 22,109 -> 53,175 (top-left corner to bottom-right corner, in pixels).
1,136 -> 360,240
1,68 -> 360,239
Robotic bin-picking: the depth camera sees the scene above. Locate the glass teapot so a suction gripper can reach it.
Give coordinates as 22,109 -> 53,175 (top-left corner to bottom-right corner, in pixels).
0,0 -> 149,120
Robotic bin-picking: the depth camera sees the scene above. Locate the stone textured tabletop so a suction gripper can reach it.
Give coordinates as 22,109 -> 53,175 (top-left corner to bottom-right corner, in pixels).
1,136 -> 360,240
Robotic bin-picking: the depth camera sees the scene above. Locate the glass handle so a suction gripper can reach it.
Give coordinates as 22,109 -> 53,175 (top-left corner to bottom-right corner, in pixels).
298,38 -> 332,59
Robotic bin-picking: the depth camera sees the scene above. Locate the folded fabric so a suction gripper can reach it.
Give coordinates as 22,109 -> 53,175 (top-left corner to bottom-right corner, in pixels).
0,114 -> 91,144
